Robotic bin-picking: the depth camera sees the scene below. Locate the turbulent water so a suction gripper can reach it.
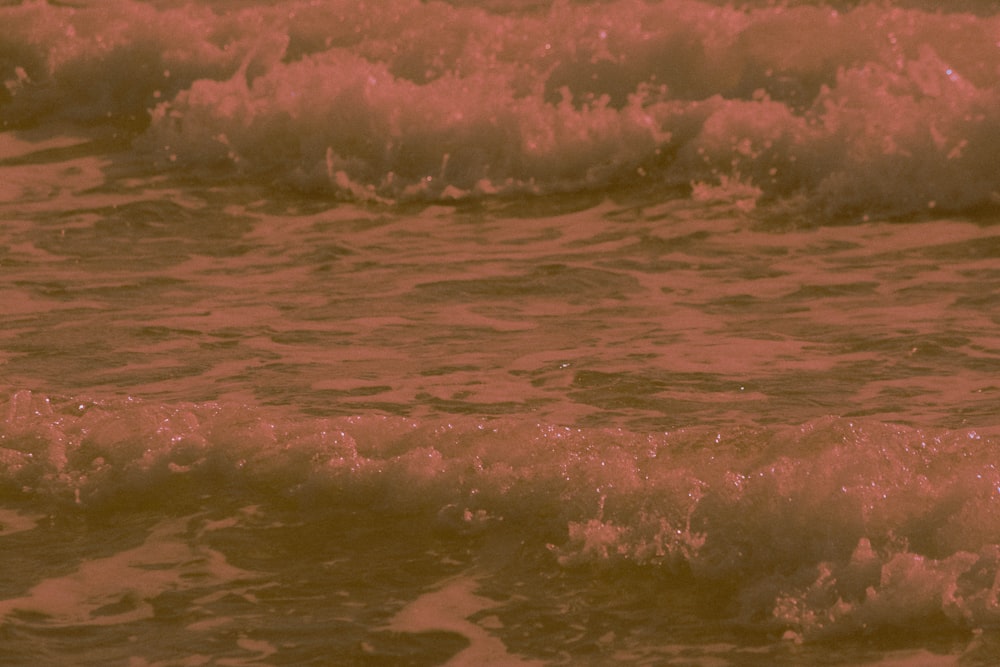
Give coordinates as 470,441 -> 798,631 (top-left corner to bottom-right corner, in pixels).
2,0 -> 1000,665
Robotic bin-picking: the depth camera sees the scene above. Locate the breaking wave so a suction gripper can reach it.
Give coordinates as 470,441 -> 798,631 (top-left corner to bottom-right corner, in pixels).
3,390 -> 1000,640
3,0 -> 1000,218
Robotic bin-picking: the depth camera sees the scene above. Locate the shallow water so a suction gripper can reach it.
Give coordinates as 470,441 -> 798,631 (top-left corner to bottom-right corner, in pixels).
2,1 -> 1000,665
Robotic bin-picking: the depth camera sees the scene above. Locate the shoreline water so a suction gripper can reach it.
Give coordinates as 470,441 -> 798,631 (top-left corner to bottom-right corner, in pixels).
3,0 -> 1000,664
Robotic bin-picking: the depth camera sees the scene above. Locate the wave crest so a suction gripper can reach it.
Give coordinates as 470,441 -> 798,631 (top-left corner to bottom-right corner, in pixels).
3,0 -> 999,218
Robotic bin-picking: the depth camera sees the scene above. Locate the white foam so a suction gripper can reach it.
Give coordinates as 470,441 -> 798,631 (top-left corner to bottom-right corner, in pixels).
0,515 -> 258,627
386,575 -> 544,667
3,391 -> 1000,637
3,0 -> 998,217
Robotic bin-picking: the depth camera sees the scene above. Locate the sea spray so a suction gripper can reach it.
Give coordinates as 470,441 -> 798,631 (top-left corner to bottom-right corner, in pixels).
3,0 -> 999,217
3,391 -> 1000,640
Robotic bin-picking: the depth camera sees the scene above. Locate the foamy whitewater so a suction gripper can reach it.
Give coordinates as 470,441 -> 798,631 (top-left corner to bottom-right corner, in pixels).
2,0 -> 1000,664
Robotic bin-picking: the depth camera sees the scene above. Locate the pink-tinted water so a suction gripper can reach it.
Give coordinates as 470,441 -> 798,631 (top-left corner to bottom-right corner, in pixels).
2,1 -> 1000,664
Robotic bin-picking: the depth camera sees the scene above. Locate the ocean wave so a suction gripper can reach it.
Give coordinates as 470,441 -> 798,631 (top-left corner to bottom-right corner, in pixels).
3,389 -> 1000,639
2,0 -> 999,218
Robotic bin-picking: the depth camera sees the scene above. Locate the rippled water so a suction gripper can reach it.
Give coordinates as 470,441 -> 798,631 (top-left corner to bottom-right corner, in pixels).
4,158 -> 999,431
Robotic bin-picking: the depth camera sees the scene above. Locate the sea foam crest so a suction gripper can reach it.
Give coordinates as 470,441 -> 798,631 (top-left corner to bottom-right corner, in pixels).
3,391 -> 1000,636
2,0 -> 999,217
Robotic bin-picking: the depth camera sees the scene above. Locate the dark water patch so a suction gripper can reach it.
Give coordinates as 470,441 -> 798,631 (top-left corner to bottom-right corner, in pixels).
922,236 -> 1000,261
696,293 -> 810,316
783,281 -> 881,300
415,393 -> 546,417
360,631 -> 471,666
411,264 -> 640,303
268,329 -> 353,346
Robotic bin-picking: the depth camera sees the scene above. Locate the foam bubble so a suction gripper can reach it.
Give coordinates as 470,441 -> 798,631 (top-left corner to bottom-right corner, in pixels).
3,392 -> 1000,636
4,0 -> 999,217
